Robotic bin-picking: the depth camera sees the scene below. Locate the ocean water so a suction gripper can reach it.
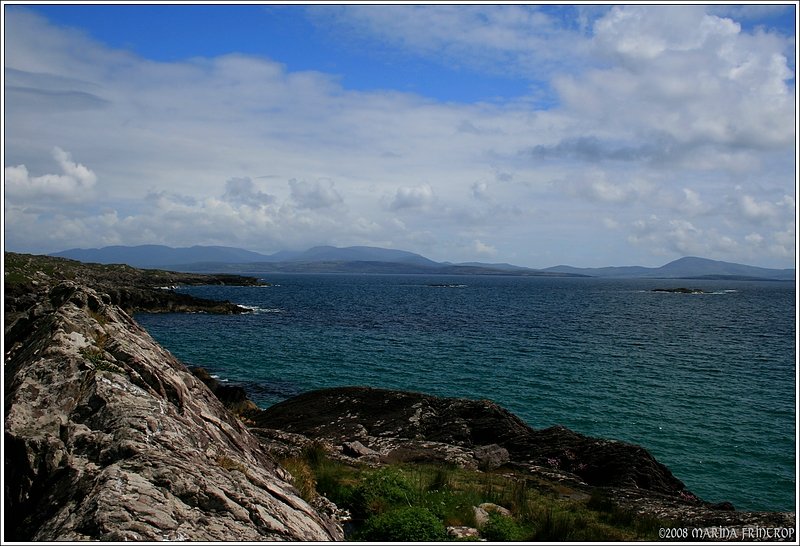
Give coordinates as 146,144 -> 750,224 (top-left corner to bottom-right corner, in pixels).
136,274 -> 796,512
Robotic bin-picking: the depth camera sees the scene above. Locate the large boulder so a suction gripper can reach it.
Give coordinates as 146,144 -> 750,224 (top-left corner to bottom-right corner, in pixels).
4,282 -> 342,541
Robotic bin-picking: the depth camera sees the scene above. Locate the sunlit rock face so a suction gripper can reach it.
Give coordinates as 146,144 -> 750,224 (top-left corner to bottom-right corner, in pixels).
4,282 -> 343,541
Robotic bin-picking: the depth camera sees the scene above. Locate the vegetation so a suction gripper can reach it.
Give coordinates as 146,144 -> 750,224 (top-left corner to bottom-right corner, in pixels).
281,446 -> 673,541
482,512 -> 524,541
356,506 -> 447,542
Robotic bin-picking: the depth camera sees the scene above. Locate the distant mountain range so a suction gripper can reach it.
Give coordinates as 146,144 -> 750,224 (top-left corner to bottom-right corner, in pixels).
50,245 -> 795,280
543,256 -> 795,281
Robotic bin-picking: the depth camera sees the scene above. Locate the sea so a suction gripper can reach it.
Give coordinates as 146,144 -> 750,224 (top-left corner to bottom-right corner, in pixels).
135,273 -> 796,512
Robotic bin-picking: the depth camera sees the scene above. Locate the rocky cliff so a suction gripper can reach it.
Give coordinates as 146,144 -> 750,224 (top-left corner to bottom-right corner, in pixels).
4,279 -> 342,541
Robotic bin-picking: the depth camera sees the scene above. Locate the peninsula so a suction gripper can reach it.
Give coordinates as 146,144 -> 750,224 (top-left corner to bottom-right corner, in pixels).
3,253 -> 795,541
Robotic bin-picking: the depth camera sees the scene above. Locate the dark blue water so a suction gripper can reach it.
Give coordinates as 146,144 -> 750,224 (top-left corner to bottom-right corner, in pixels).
136,274 -> 796,512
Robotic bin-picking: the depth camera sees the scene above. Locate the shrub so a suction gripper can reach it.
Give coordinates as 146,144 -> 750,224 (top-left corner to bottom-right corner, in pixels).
482,512 -> 524,541
356,506 -> 447,542
349,467 -> 415,519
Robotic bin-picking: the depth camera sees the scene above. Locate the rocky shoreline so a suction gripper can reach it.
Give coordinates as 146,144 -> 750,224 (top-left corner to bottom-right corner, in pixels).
241,387 -> 794,536
3,253 -> 796,541
4,252 -> 260,317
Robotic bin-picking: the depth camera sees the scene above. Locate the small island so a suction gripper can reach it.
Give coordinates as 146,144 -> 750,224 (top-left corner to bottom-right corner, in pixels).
652,287 -> 706,294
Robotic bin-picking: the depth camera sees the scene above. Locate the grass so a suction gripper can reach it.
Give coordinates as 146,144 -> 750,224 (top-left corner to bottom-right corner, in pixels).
281,446 -> 671,541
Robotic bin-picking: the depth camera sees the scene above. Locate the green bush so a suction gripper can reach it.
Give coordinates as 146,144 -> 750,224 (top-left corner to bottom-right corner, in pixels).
356,506 -> 447,542
350,467 -> 415,519
482,512 -> 524,541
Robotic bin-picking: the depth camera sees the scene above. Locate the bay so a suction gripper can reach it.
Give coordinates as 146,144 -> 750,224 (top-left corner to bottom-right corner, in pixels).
136,274 -> 796,512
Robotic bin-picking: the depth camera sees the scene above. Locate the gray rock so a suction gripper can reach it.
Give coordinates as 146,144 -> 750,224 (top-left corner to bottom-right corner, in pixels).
473,502 -> 512,528
4,282 -> 343,541
342,440 -> 377,458
473,443 -> 510,470
447,525 -> 482,539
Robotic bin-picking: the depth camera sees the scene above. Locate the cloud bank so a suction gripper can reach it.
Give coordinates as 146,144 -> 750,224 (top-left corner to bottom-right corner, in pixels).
3,6 -> 795,268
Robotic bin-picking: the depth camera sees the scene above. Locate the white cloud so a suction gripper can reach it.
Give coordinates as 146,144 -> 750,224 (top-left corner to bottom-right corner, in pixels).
563,171 -> 654,205
309,5 -> 591,79
471,181 -> 490,200
745,232 -> 764,245
223,177 -> 275,207
737,194 -> 794,226
5,147 -> 97,201
602,217 -> 620,230
387,184 -> 436,211
624,213 -> 797,264
473,239 -> 497,256
289,179 -> 344,209
678,188 -> 706,216
739,195 -> 776,222
770,224 -> 795,258
556,5 -> 794,155
594,5 -> 740,61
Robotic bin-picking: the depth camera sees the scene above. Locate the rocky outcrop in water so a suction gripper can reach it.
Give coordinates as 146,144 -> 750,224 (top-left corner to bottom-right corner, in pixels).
652,287 -> 705,294
4,281 -> 342,541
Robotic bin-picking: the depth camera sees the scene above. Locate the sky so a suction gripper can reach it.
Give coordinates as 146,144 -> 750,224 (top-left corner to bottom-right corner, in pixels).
2,2 -> 797,269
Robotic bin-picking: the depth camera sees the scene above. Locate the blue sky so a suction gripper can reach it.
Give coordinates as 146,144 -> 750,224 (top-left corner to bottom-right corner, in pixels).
22,4 -> 550,103
3,3 -> 797,268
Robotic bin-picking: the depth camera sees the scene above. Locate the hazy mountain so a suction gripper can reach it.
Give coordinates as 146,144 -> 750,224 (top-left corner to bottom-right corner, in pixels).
50,244 -> 572,277
50,245 -> 793,280
51,244 -> 440,268
450,261 -> 531,272
545,264 -> 653,277
544,256 -> 794,280
51,245 -> 273,268
280,245 -> 440,267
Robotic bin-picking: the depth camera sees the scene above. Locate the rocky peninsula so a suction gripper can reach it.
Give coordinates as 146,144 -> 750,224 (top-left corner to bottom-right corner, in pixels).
3,253 -> 795,541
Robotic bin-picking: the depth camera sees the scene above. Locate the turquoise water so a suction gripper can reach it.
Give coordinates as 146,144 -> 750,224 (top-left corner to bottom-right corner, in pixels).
136,274 -> 796,512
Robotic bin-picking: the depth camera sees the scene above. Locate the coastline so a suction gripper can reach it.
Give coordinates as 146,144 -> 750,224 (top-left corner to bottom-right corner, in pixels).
3,253 -> 796,541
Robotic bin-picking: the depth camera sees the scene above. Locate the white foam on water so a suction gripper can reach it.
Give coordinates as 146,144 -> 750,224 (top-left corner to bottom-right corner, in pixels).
240,305 -> 284,314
